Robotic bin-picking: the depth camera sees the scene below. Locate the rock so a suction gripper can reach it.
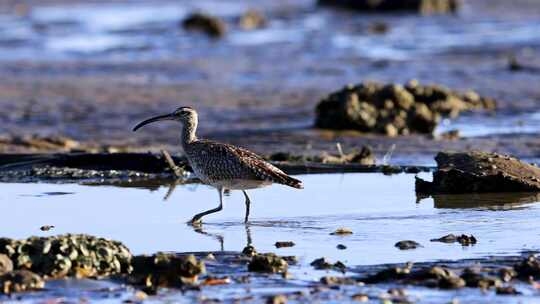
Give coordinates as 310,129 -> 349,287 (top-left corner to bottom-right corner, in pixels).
456,234 -> 477,246
363,263 -> 413,283
351,293 -> 369,302
242,245 -> 257,257
320,275 -> 359,285
439,129 -> 460,141
238,10 -> 266,30
499,267 -> 517,282
0,270 -> 44,294
39,225 -> 55,231
336,244 -> 347,250
416,151 -> 540,194
318,0 -> 460,14
0,234 -> 132,279
410,266 -> 466,289
496,286 -> 520,295
368,22 -> 389,34
330,228 -> 353,235
130,253 -> 205,288
182,13 -> 226,38
395,240 -> 422,250
310,258 -> 346,272
248,253 -> 288,273
430,234 -> 458,243
315,81 -> 494,135
460,267 -> 501,289
266,294 -> 287,304
514,255 -> 540,280
275,241 -> 295,248
430,234 -> 477,246
0,254 -> 13,275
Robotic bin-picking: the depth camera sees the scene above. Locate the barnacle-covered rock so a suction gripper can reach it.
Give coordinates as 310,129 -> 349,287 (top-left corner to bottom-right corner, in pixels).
248,253 -> 288,273
0,270 -> 44,294
0,234 -> 132,279
315,80 -> 495,135
129,253 -> 206,288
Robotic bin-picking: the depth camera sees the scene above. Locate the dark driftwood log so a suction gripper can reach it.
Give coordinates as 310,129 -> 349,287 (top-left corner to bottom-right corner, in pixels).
0,153 -> 432,176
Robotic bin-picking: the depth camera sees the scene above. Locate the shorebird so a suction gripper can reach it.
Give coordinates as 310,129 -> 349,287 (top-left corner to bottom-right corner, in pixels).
133,106 -> 303,224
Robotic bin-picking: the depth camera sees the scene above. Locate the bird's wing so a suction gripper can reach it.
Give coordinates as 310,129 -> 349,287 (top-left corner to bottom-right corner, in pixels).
194,140 -> 303,188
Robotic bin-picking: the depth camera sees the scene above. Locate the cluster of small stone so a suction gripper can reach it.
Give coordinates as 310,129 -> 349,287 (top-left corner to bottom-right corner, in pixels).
0,234 -> 132,280
362,256 -> 540,292
315,80 -> 496,136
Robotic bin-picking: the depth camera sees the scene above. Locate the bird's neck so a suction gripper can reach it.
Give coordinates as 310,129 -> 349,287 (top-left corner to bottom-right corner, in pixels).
181,118 -> 198,148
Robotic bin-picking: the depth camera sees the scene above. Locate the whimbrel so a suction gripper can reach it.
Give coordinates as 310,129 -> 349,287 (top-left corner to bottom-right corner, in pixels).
133,107 -> 303,224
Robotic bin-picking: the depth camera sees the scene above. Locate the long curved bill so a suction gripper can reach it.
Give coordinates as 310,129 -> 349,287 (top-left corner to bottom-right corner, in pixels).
132,113 -> 175,131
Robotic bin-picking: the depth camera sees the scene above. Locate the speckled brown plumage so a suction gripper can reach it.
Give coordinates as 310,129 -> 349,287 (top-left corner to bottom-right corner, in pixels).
185,139 -> 303,189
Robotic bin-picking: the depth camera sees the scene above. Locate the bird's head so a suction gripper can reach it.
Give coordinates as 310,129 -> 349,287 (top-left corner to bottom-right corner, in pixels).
133,106 -> 197,131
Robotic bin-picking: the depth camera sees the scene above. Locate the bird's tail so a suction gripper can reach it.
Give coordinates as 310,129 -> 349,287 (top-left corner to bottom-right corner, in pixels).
280,174 -> 303,189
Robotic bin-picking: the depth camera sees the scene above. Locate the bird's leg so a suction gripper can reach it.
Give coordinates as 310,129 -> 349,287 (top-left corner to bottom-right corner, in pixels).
190,187 -> 224,225
242,190 -> 251,223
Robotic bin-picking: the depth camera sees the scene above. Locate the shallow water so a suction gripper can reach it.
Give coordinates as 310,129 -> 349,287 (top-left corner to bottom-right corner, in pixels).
2,172 -> 540,302
2,173 -> 540,265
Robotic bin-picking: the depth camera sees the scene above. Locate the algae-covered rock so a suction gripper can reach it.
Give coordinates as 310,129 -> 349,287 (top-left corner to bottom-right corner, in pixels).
315,81 -> 495,135
0,270 -> 44,294
248,253 -> 288,273
182,13 -> 226,38
416,151 -> 540,194
0,234 -> 132,279
130,253 -> 206,288
318,0 -> 460,14
460,267 -> 501,289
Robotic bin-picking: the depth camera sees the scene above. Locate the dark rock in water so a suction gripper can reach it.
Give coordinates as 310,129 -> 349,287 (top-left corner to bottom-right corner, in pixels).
275,241 -> 295,248
248,253 -> 288,273
238,10 -> 266,30
456,234 -> 477,246
0,254 -> 13,275
430,234 -> 458,243
130,253 -> 205,288
310,257 -> 346,272
182,13 -> 226,38
514,255 -> 540,280
315,80 -> 494,136
242,245 -> 257,257
394,240 -> 422,250
0,234 -> 132,279
416,151 -> 540,194
39,225 -> 54,231
0,270 -> 44,294
430,234 -> 477,246
318,0 -> 460,14
268,145 -> 375,165
336,244 -> 347,250
496,286 -> 521,295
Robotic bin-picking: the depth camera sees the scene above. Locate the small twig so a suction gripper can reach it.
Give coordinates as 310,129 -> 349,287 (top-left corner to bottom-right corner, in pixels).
161,150 -> 183,177
382,144 -> 396,165
336,142 -> 344,158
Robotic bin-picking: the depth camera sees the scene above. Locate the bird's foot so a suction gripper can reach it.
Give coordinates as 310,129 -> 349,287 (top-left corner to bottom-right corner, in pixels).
188,218 -> 203,227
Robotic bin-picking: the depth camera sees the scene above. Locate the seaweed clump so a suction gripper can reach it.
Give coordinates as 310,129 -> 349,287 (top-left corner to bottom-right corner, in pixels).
315,80 -> 495,136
